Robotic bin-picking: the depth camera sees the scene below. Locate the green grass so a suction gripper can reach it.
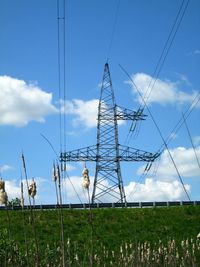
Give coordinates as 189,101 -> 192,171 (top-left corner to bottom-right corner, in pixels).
0,206 -> 200,247
0,205 -> 200,266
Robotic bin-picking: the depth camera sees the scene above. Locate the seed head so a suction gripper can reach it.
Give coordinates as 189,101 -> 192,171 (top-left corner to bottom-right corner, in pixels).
52,164 -> 57,182
28,180 -> 37,198
82,167 -> 90,189
0,179 -> 5,191
56,164 -> 61,185
0,189 -> 8,205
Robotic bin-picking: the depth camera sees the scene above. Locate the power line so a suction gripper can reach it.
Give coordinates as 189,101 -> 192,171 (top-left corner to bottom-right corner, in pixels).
159,92 -> 200,152
119,64 -> 190,201
141,0 -> 190,107
106,0 -> 121,62
182,113 -> 200,170
63,0 -> 67,153
125,0 -> 190,146
133,91 -> 200,195
57,0 -> 63,154
41,133 -> 83,204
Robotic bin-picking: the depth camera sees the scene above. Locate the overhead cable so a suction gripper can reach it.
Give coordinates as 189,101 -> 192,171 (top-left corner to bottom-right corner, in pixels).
57,0 -> 63,153
106,0 -> 121,62
119,64 -> 191,201
141,0 -> 190,107
182,113 -> 200,170
125,0 -> 190,146
41,133 -> 83,204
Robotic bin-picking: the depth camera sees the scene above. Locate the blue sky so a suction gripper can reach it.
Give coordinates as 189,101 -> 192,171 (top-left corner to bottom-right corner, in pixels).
0,0 -> 200,204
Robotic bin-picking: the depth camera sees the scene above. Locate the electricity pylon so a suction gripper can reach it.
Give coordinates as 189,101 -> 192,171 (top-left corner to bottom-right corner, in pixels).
60,63 -> 159,203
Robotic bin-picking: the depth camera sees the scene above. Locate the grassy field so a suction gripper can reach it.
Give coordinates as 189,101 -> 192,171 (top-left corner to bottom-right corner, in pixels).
0,205 -> 200,266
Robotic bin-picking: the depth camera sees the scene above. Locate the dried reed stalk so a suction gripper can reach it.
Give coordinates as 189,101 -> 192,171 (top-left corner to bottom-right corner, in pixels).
56,162 -> 66,267
20,179 -> 30,266
21,152 -> 40,267
82,166 -> 94,267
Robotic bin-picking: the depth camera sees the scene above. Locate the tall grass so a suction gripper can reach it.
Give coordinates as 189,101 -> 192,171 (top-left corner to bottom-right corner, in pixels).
1,202 -> 200,266
1,228 -> 200,266
21,153 -> 39,266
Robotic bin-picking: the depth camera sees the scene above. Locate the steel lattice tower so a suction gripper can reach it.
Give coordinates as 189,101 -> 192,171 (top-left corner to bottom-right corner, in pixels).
92,63 -> 126,203
60,63 -> 159,203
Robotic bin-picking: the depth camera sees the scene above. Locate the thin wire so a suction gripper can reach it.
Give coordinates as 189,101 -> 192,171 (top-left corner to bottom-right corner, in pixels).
127,172 -> 147,202
182,113 -> 200,170
63,0 -> 67,153
106,0 -> 121,62
124,0 -> 190,146
142,0 -> 190,107
125,84 -> 200,202
119,64 -> 190,201
40,134 -> 59,159
65,171 -> 83,204
127,151 -> 162,200
57,0 -> 63,154
159,92 -> 200,152
40,133 -> 83,204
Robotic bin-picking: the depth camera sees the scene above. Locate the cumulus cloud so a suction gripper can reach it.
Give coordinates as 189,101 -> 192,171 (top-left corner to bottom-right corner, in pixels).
137,146 -> 200,180
61,99 -> 125,129
4,145 -> 197,204
62,175 -> 119,203
130,145 -> 199,201
62,174 -> 190,203
64,164 -> 76,172
156,146 -> 200,179
127,73 -> 198,107
62,176 -> 93,203
0,164 -> 12,173
0,76 -> 57,126
125,178 -> 190,202
62,146 -> 197,203
1,177 -> 47,204
193,136 -> 200,146
4,180 -> 21,200
61,99 -> 99,128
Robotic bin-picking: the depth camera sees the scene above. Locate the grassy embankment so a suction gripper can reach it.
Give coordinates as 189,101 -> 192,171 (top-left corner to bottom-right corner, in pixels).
0,205 -> 200,266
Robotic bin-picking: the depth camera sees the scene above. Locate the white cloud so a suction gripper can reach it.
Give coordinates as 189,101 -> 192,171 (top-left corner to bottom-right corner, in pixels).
61,174 -> 191,203
137,146 -> 200,180
4,180 -> 21,200
65,164 -> 75,172
156,147 -> 200,179
127,73 -> 198,107
4,145 -> 197,204
61,144 -> 199,203
133,145 -> 199,201
62,175 -> 92,203
125,178 -> 190,202
0,164 -> 12,173
1,177 -> 47,204
0,76 -> 57,126
193,136 -> 200,146
61,99 -> 99,128
62,175 -> 119,203
61,99 -> 125,129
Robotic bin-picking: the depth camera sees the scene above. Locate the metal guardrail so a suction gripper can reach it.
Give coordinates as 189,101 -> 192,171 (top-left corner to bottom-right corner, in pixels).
0,201 -> 200,210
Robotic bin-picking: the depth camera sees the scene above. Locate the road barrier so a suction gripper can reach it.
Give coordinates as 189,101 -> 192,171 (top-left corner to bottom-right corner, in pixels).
0,201 -> 200,210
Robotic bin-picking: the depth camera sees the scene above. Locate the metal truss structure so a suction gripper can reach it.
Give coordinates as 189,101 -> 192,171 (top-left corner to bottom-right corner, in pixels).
60,63 -> 159,203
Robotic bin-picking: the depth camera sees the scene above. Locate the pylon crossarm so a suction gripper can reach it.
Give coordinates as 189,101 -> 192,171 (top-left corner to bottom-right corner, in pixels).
60,145 -> 160,162
116,105 -> 146,121
119,145 -> 160,162
60,145 -> 97,162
